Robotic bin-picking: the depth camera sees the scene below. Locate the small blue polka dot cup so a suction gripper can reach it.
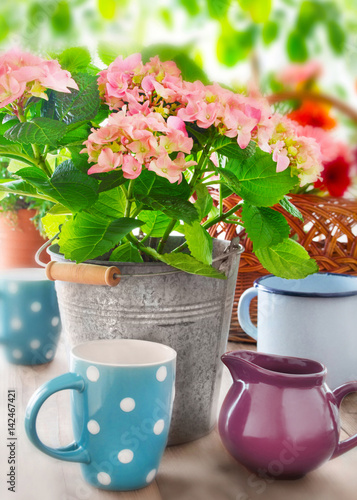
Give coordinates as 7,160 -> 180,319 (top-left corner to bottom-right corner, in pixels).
25,339 -> 176,491
0,268 -> 61,365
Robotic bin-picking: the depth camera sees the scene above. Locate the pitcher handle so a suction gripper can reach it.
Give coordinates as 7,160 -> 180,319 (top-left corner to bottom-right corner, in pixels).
237,287 -> 258,341
25,372 -> 91,464
332,381 -> 357,459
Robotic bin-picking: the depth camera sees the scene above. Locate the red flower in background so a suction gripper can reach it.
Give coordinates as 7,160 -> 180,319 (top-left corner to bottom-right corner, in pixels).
288,101 -> 337,130
314,155 -> 352,197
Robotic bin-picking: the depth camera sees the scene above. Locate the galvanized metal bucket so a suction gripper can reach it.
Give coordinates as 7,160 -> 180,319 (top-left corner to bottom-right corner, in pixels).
47,238 -> 243,445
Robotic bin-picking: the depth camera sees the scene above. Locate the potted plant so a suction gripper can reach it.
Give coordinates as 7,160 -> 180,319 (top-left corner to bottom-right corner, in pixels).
0,47 -> 322,444
0,163 -> 53,269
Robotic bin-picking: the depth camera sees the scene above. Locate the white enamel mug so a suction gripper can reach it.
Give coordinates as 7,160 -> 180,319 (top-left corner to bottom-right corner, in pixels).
238,273 -> 357,389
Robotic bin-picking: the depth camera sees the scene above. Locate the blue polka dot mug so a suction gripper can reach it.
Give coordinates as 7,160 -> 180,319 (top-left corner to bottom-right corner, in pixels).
25,339 -> 176,491
0,268 -> 61,365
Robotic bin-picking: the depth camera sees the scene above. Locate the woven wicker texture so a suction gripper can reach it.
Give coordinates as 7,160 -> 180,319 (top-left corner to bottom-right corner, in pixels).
209,193 -> 357,342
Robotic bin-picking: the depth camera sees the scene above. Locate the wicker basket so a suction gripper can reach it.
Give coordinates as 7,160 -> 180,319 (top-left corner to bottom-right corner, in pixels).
209,193 -> 357,343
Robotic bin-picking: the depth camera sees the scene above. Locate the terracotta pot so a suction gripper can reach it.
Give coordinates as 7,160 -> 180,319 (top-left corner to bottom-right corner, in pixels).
0,209 -> 49,270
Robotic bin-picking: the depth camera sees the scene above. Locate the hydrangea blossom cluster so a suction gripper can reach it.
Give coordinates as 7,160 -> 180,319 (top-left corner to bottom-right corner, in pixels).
268,116 -> 323,186
0,48 -> 78,109
88,53 -> 322,185
82,111 -> 196,183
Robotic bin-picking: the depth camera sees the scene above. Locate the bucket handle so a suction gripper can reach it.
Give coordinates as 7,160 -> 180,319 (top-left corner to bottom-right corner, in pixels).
35,235 -> 121,287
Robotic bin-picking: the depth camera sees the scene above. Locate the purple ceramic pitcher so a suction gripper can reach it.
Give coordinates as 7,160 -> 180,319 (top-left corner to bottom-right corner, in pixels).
218,350 -> 357,479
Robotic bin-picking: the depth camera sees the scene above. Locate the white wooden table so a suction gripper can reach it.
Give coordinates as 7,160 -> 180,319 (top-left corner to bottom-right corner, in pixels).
1,335 -> 357,500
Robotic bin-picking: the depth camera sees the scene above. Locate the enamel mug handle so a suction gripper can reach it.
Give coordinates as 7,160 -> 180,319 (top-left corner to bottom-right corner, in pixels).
332,381 -> 357,459
25,373 -> 90,464
237,287 -> 258,341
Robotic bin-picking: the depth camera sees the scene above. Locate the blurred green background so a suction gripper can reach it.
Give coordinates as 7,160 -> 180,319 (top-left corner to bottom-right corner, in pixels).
0,0 -> 356,90
1,0 -> 357,195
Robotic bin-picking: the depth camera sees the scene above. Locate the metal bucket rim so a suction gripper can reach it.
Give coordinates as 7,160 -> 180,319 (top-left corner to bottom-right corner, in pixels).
47,239 -> 244,268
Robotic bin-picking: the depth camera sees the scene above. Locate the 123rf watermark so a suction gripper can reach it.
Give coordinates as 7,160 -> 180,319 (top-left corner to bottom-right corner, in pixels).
6,390 -> 17,493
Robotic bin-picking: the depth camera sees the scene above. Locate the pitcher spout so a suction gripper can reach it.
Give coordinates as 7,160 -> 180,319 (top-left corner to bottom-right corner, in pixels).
221,351 -> 260,383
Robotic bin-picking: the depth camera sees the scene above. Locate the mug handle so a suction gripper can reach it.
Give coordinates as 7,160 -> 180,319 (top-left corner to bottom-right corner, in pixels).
331,381 -> 357,459
25,372 -> 91,464
237,287 -> 258,341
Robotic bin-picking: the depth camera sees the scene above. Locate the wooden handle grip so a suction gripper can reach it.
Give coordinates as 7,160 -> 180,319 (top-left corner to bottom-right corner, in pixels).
46,261 -> 121,287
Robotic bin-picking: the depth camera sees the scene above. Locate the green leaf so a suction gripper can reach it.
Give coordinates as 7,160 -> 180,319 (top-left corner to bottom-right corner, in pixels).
184,221 -> 213,265
287,30 -> 308,62
133,170 -> 197,223
140,196 -> 198,224
0,141 -> 24,164
241,204 -> 290,251
206,0 -> 230,19
4,118 -> 67,146
140,211 -> 178,237
327,21 -> 345,54
52,73 -> 100,124
57,47 -> 91,73
91,105 -> 111,127
17,161 -> 98,212
58,214 -> 144,262
48,204 -> 72,215
296,1 -> 321,35
255,239 -> 319,279
223,149 -> 299,207
7,159 -> 30,173
0,179 -> 41,199
97,170 -> 127,193
214,137 -> 256,159
42,213 -> 67,238
59,122 -> 91,147
179,0 -> 200,16
109,242 -> 143,263
216,167 -> 241,194
217,24 -> 257,66
88,186 -> 127,219
98,41 -> 124,66
133,169 -> 191,201
194,184 -> 213,219
279,196 -> 303,221
237,0 -> 272,23
262,21 -> 279,45
51,1 -> 72,33
0,115 -> 18,135
0,15 -> 9,42
158,253 -> 226,279
98,0 -> 116,20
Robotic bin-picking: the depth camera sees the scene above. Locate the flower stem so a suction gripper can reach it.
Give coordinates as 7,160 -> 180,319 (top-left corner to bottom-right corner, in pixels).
157,218 -> 177,254
126,233 -> 160,260
130,203 -> 143,218
170,202 -> 242,255
202,203 -> 242,229
124,180 -> 135,218
219,182 -> 223,215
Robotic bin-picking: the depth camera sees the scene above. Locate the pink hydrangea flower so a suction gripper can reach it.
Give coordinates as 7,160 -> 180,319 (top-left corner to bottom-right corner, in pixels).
0,69 -> 26,107
122,155 -> 142,179
167,116 -> 188,136
272,141 -> 290,172
87,148 -> 122,174
0,48 -> 78,109
149,154 -> 183,183
224,108 -> 258,149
